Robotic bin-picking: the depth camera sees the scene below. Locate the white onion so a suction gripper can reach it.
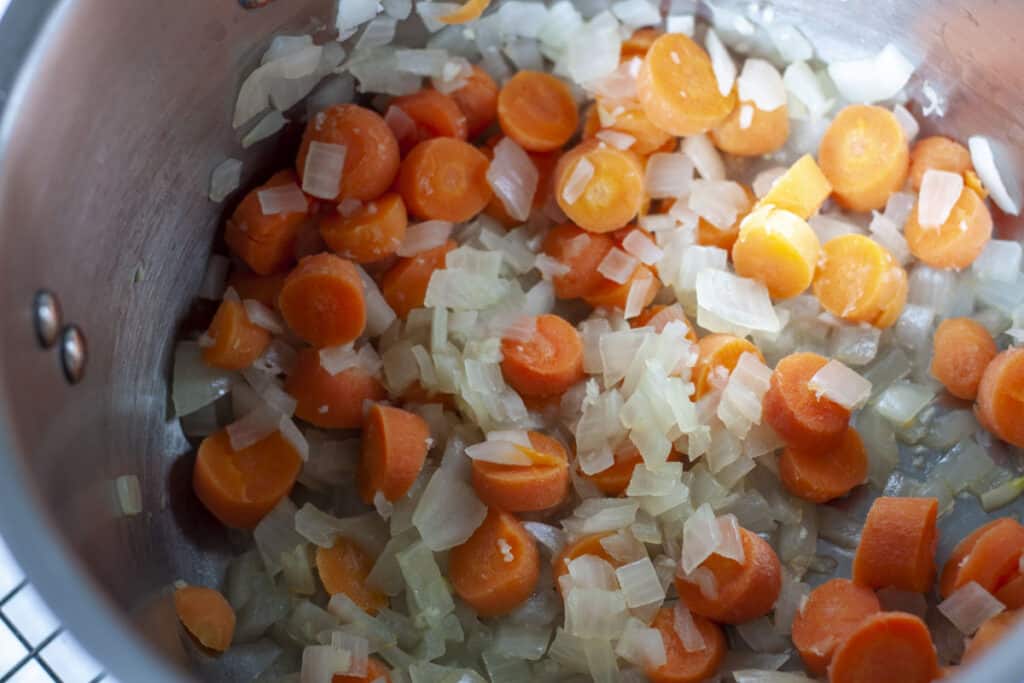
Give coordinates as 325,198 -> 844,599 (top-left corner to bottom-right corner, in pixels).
496,1 -> 550,39
384,105 -> 417,144
172,342 -> 233,416
115,475 -> 142,516
412,466 -> 488,551
262,35 -> 314,65
645,153 -> 694,199
666,14 -> 694,36
615,557 -> 665,607
567,554 -> 618,590
243,110 -> 288,149
611,0 -> 659,27
736,617 -> 790,653
973,239 -> 1023,283
830,324 -> 881,367
253,497 -> 303,575
752,166 -> 787,199
257,183 -> 308,216
714,514 -> 745,563
278,416 -> 309,461
538,1 -> 584,59
354,16 -> 397,51
487,138 -> 539,222
318,344 -> 358,376
827,43 -> 915,104
783,61 -> 832,120
688,180 -> 748,230
562,157 -> 595,204
209,158 -> 243,202
874,381 -> 935,427
717,352 -> 772,438
931,438 -> 996,494
566,11 -> 622,85
301,645 -> 352,683
682,134 -> 726,181
595,129 -> 636,150
227,405 -> 282,452
432,57 -> 473,94
394,541 -> 456,623
732,670 -> 815,683
681,503 -> 722,574
868,213 -> 911,265
523,521 -> 566,556
598,247 -> 640,285
504,38 -> 545,72
894,304 -> 935,350
397,220 -> 453,257
241,300 -> 284,336
615,618 -> 667,669
675,245 -> 728,293
705,29 -> 736,97
564,587 -> 628,639
769,24 -> 812,63
424,270 -> 510,310
938,581 -> 1005,635
466,439 -> 534,466
696,270 -> 781,334
808,359 -> 872,410
738,104 -> 754,129
737,59 -> 786,111
969,135 -> 1021,215
672,602 -> 706,652
892,104 -> 919,142
572,498 -> 639,535
981,477 -> 1024,512
301,141 -> 346,199
534,254 -> 571,279
578,445 -> 615,475
918,170 -> 963,228
393,48 -> 449,79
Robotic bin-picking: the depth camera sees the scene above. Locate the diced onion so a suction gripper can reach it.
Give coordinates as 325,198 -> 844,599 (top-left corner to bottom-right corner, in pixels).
301,645 -> 352,683
356,266 -> 397,337
598,247 -> 639,284
705,29 -> 736,97
769,24 -> 812,64
615,557 -> 665,607
337,0 -> 383,33
384,105 -> 417,143
209,158 -> 243,202
666,14 -> 695,36
938,581 -> 1005,635
564,587 -> 628,639
688,180 -> 748,230
736,617 -> 790,653
696,270 -> 781,334
783,61 -> 832,120
874,381 -> 935,426
736,59 -> 786,112
595,129 -> 636,150
487,138 -> 539,222
579,445 -> 615,475
827,43 -> 914,104
611,0 -> 659,27
244,299 -> 285,334
681,503 -> 722,574
355,15 -> 398,50
645,153 -> 693,199
565,12 -> 622,85
278,417 -> 309,461
412,466 -> 488,551
615,618 -> 668,669
115,475 -> 142,516
892,104 -> 919,142
172,342 -> 233,416
918,170 -> 963,228
562,157 -> 595,204
808,359 -> 872,409
227,405 -> 282,452
672,602 -> 706,652
523,521 -> 566,555
397,220 -> 453,257
243,110 -> 288,149
969,135 -> 1021,215
535,254 -> 571,279
682,134 -> 726,181
567,554 -> 618,590
301,141 -> 347,199
973,239 -> 1023,283
714,514 -> 745,563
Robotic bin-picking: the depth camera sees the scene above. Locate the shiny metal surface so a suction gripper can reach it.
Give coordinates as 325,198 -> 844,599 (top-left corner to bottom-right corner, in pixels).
33,290 -> 61,349
57,325 -> 86,384
0,0 -> 1022,681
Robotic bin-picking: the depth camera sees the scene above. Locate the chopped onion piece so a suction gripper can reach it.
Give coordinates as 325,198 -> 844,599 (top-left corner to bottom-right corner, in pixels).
874,381 -> 935,426
615,557 -> 665,607
579,446 -> 615,475
827,43 -> 914,104
243,110 -> 288,149
682,134 -> 726,181
973,239 -> 1023,283
611,0 -> 659,27
732,669 -> 816,683
566,11 -> 622,85
892,104 -> 919,142
696,270 -> 781,334
672,602 -> 706,652
115,475 -> 142,516
969,135 -> 1021,215
938,581 -> 1005,635
172,342 -> 232,416
487,138 -> 539,222
564,587 -> 628,639
523,521 -> 566,555
337,0 -> 383,33
257,183 -> 308,217
355,15 -> 397,50
227,405 -> 282,452
242,300 -> 284,335
301,645 -> 352,683
894,304 -> 935,350
666,14 -> 695,36
736,59 -> 786,112
562,157 -> 595,204
397,220 -> 453,257
466,440 -> 533,466
830,324 -> 881,367
681,503 -> 722,574
412,466 -> 488,551
981,476 -> 1024,512
769,24 -> 812,63
615,618 -> 668,669
301,142 -> 346,199
645,153 -> 694,199
688,180 -> 748,230
209,158 -> 243,202
918,170 -> 964,228
535,254 -> 571,279
598,247 -> 639,284
808,359 -> 872,410
395,541 -> 456,622
279,416 -> 309,461
714,514 -> 745,563
783,61 -> 832,120
736,617 -> 790,653
568,554 -> 618,590
705,29 -> 736,97
753,166 -> 787,199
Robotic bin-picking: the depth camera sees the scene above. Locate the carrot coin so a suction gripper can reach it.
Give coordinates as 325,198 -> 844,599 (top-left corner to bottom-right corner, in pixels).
471,431 -> 570,512
646,607 -> 726,683
278,253 -> 366,347
962,610 -> 1023,664
762,352 -> 850,449
938,518 -> 1021,598
174,586 -> 236,653
320,193 -> 408,264
202,298 -> 271,371
692,334 -> 764,400
828,612 -> 938,683
497,71 -> 578,152
929,318 -> 998,400
397,137 -> 492,222
976,347 -> 1024,448
285,348 -> 386,429
905,186 -> 993,270
358,403 -> 430,503
316,537 -> 388,614
779,427 -> 868,503
995,573 -> 1024,609
732,205 -> 821,299
909,136 -> 973,192
812,234 -> 906,327
587,101 -> 674,156
392,89 -> 469,148
852,496 -> 938,593
501,314 -> 584,399
791,578 -> 881,676
541,224 -> 615,299
710,101 -> 789,157
380,240 -> 456,318
555,140 -> 646,234
451,65 -> 499,138
947,517 -> 1024,596
225,170 -> 312,275
227,271 -> 285,311
583,262 -> 659,312
621,28 -> 662,60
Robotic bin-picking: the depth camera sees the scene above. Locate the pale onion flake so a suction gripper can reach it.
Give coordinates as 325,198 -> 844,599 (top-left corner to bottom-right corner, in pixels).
809,360 -> 872,410
918,170 -> 963,228
737,59 -> 787,111
681,503 -> 722,574
645,153 -> 694,199
595,129 -> 636,150
938,581 -> 1005,635
673,602 -> 706,652
827,43 -> 915,104
624,277 -> 653,319
969,135 -> 1022,215
257,183 -> 308,216
615,618 -> 668,669
242,110 -> 288,149
487,138 -> 539,222
615,557 -> 665,607
244,299 -> 285,334
465,440 -> 533,466
397,221 -> 453,257
892,104 -> 919,142
209,158 -> 243,202
696,270 -> 781,334
302,142 -> 347,199
705,29 -> 736,97
562,158 -> 595,204
622,230 -> 664,266
682,134 -> 726,181
598,248 -> 639,284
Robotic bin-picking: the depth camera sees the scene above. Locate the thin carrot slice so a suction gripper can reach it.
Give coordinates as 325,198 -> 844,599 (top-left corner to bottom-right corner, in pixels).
358,403 -> 430,503
637,33 -> 737,136
791,578 -> 881,676
995,573 -> 1024,609
193,429 -> 302,529
962,610 -> 1023,664
451,65 -> 499,138
818,104 -> 909,212
497,71 -> 579,152
758,154 -> 832,220
227,271 -> 285,311
553,532 -> 616,593
448,509 -> 540,617
225,170 -> 312,275
646,606 -> 726,683
285,348 -> 386,429
732,205 -> 821,299
904,186 -> 993,270
976,347 -> 1024,448
334,657 -> 392,683
938,518 -> 1019,598
964,169 -> 988,199
174,585 -> 236,653
621,28 -> 663,60
278,253 -> 366,347
929,318 -> 998,400
587,101 -> 674,156
632,304 -> 698,341
379,240 -> 456,318
583,263 -> 659,312
828,612 -> 939,683
315,537 -> 388,614
909,136 -> 973,192
320,193 -> 408,264
471,431 -> 570,512
202,298 -> 271,371
541,224 -> 616,299
778,427 -> 868,503
500,314 -> 585,398
762,352 -> 850,449
870,262 -> 909,329
852,496 -> 938,593
397,137 -> 492,222
812,234 -> 906,327
392,89 -> 469,151
692,334 -> 764,400
554,140 -> 646,233
440,0 -> 490,24
674,526 -> 782,624
949,517 -> 1024,596
710,101 -> 790,157
297,104 -> 400,201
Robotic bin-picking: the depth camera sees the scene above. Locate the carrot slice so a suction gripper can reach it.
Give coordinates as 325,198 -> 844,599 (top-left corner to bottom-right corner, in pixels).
583,263 -> 659,312
358,403 -> 430,504
334,657 -> 392,683
392,89 -> 469,151
541,224 -> 615,299
778,427 -> 868,503
632,304 -> 698,341
440,0 -> 490,24
448,509 -> 540,617
500,314 -> 585,398
870,263 -> 909,329
586,101 -> 674,156
812,234 -> 906,328
471,431 -> 570,512
710,101 -> 790,157
225,170 -> 312,275
938,518 -> 1019,598
227,271 -> 285,311
948,517 -> 1024,596
554,140 -> 646,234
732,205 -> 821,299
929,317 -> 998,400
909,136 -> 973,192
692,334 -> 764,400
202,298 -> 271,371
963,610 -> 1023,664
818,104 -> 910,212
852,496 -> 938,593
791,578 -> 881,676
192,429 -> 302,529
637,33 -> 737,136
379,239 -> 456,318
646,606 -> 726,683
320,193 -> 408,264
278,253 -> 366,347
297,104 -> 400,202
828,611 -> 939,683
450,65 -> 499,139
762,352 -> 850,449
976,347 -> 1024,448
174,585 -> 236,653
904,186 -> 993,270
586,448 -> 644,497
758,154 -> 832,220
621,28 -> 663,60
552,532 -> 617,593
674,526 -> 782,624
315,537 -> 388,614
285,348 -> 386,429
397,137 -> 492,222
996,573 -> 1024,609
497,71 -> 579,152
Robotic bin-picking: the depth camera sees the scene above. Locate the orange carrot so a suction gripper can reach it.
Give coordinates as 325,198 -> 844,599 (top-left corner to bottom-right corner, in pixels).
732,205 -> 821,299
500,314 -> 585,398
285,347 -> 386,429
758,154 -> 833,220
451,65 -> 499,138
397,137 -> 492,222
358,403 -> 430,504
202,298 -> 271,371
692,334 -> 764,400
710,101 -> 790,157
962,610 -> 1023,664
192,429 -> 302,529
674,526 -> 782,624
174,585 -> 236,653
440,0 -> 490,24
225,170 -> 312,275
582,263 -> 659,312
316,537 -> 388,614
995,573 -> 1024,610
399,379 -> 456,411
976,347 -> 1024,448
554,140 -> 646,233
929,318 -> 998,400
471,431 -> 570,512
632,304 -> 698,341
946,517 -> 1024,596
333,657 -> 392,683
278,253 -> 366,347
227,271 -> 285,311
379,240 -> 456,318
778,427 -> 868,503
448,509 -> 540,617
621,28 -> 663,60
909,136 -> 973,192
586,448 -> 644,497
762,352 -> 850,449
938,518 -> 1019,598
320,193 -> 408,264
852,496 -> 938,593
791,578 -> 881,676
497,71 -> 579,152
297,104 -> 400,201
646,606 -> 726,683
812,234 -> 907,328
585,101 -> 674,156
828,611 -> 938,683
392,89 -> 469,150
541,224 -> 615,299
904,186 -> 993,270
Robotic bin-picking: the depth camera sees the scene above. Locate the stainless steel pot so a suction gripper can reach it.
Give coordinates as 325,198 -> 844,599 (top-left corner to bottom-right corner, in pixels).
1,1 -> 1022,681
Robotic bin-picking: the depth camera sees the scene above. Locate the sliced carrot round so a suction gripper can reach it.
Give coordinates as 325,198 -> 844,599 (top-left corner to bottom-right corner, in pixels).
905,187 -> 993,270
285,347 -> 386,429
193,429 -> 302,529
397,137 -> 492,222
449,509 -> 540,617
763,351 -> 850,449
497,71 -> 578,152
500,314 -> 584,399
225,170 -> 312,275
297,104 -> 400,202
174,585 -> 236,653
316,537 -> 388,614
828,612 -> 938,683
948,517 -> 1024,596
586,448 -> 644,497
451,65 -> 499,138
278,253 -> 366,347
870,263 -> 909,329
320,193 -> 408,264
929,317 -> 998,400
202,298 -> 271,371
995,573 -> 1024,610
779,427 -> 867,503
541,224 -> 615,299
637,33 -> 737,136
586,101 -> 673,156
334,657 -> 392,683
909,136 -> 973,192
227,271 -> 285,311
380,240 -> 456,318
392,89 -> 469,151
358,403 -> 430,503
852,496 -> 938,593
471,431 -> 570,512
632,304 -> 698,341
759,154 -> 833,220
710,101 -> 790,157
818,104 -> 909,212
732,206 -> 821,299
646,607 -> 726,683
621,28 -> 663,60
692,334 -> 764,400
812,234 -> 906,327
963,610 -> 1023,664
583,263 -> 659,312
555,140 -> 646,233
976,347 -> 1024,448
791,578 -> 881,676
938,518 -> 1019,598
553,532 -> 616,592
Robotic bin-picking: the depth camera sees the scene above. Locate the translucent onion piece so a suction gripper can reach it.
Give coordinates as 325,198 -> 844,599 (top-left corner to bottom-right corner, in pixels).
487,137 -> 539,222
969,135 -> 1022,215
737,59 -> 787,111
172,342 -> 233,416
598,247 -> 639,285
645,153 -> 694,199
918,170 -> 964,228
688,179 -> 748,231
681,503 -> 722,574
301,644 -> 352,683
243,110 -> 288,149
535,253 -> 571,279
666,14 -> 695,36
705,29 -> 736,96
522,521 -> 566,555
615,557 -> 665,607
874,381 -> 935,426
696,270 -> 781,334
209,158 -> 243,202
564,587 -> 628,639
384,104 -> 417,143
253,497 -> 303,576
611,0 -> 659,27
227,405 -> 282,452
243,299 -> 284,335
769,24 -> 812,64
412,466 -> 488,551
624,276 -> 653,319
615,618 -> 668,669
595,129 -> 636,150
561,157 -> 595,204
567,554 -> 618,590
465,440 -> 533,466
337,0 -> 383,33
892,104 -> 919,142
714,514 -> 745,563
397,220 -> 454,257
396,541 -> 456,624
808,359 -> 871,410
938,581 -> 1005,635
783,61 -> 832,120
565,11 -> 622,85
973,239 -> 1023,283
682,134 -> 726,181
827,43 -> 914,104
736,616 -> 790,653
302,141 -> 347,199
355,15 -> 398,50
672,602 -> 706,652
